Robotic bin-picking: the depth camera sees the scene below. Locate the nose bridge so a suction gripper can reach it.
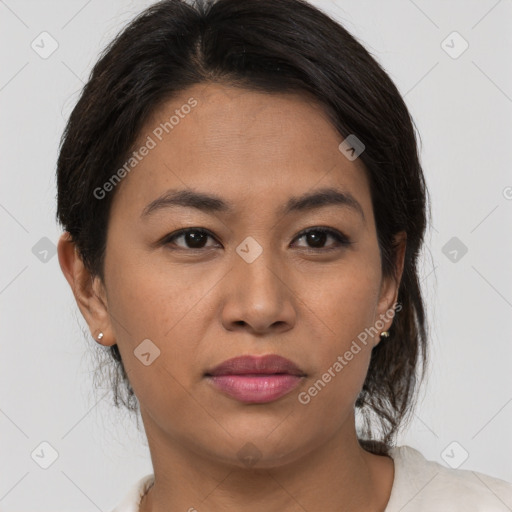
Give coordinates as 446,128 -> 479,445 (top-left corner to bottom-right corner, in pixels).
234,233 -> 283,302
221,233 -> 296,333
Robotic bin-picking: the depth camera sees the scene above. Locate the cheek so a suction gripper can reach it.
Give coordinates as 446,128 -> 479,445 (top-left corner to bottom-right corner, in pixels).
102,244 -> 228,404
302,251 -> 382,348
104,242 -> 213,340
294,251 -> 381,406
103,252 -> 208,424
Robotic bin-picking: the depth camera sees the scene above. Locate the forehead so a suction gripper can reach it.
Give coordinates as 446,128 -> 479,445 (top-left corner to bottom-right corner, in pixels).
111,83 -> 371,219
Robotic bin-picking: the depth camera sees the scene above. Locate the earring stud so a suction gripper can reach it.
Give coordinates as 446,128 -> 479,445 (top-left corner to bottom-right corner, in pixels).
97,332 -> 104,341
380,331 -> 390,338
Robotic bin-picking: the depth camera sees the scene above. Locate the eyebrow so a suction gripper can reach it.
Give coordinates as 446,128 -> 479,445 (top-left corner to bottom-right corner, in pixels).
141,186 -> 365,222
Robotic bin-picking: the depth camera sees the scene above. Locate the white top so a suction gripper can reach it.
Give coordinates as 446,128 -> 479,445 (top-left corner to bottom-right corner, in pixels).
110,445 -> 512,511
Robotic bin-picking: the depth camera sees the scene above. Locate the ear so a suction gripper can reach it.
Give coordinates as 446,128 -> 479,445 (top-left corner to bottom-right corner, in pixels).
57,231 -> 115,347
374,231 -> 407,345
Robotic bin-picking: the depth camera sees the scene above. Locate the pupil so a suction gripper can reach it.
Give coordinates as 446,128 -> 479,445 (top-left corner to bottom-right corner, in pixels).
186,232 -> 206,248
308,231 -> 326,248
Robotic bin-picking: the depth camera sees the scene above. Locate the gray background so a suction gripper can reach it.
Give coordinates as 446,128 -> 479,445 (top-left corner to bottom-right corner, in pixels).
1,0 -> 511,510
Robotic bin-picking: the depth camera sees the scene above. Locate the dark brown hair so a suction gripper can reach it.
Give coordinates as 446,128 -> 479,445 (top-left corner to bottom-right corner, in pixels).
56,0 -> 429,454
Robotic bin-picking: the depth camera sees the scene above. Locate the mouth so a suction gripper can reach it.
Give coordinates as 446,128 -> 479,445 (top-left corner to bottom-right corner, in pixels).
204,354 -> 306,404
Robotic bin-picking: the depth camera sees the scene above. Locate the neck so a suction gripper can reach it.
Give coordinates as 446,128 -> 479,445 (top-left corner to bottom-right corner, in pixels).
139,410 -> 394,512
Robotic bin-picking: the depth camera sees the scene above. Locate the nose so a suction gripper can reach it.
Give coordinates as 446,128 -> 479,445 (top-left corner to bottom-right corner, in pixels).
220,244 -> 297,335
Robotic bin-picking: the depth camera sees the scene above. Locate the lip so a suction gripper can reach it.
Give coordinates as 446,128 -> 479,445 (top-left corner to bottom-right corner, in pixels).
205,354 -> 306,404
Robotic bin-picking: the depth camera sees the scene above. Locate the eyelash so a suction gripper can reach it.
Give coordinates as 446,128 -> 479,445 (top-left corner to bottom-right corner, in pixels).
161,226 -> 352,253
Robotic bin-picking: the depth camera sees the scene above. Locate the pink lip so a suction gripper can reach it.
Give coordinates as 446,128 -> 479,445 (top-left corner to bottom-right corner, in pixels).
205,355 -> 306,404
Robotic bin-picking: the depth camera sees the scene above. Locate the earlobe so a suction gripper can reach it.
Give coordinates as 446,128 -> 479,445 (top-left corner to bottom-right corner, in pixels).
57,232 -> 115,347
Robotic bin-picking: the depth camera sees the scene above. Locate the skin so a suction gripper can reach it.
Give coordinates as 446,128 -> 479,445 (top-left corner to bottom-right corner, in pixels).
58,82 -> 406,511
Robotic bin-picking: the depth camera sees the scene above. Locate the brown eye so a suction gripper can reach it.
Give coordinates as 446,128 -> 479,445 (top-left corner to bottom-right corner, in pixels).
292,227 -> 351,251
163,228 -> 219,250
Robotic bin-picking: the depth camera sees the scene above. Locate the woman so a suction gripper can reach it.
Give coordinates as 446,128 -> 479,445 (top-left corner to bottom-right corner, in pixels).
55,0 -> 512,510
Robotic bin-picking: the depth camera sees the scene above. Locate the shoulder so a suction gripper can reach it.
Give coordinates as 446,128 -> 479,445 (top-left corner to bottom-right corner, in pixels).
385,445 -> 512,512
110,474 -> 155,512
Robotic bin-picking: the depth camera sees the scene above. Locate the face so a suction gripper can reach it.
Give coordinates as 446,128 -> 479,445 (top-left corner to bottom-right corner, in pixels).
63,83 -> 404,468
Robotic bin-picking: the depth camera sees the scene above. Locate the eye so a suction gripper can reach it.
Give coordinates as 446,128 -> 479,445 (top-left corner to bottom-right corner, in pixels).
291,227 -> 352,251
162,228 -> 219,250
